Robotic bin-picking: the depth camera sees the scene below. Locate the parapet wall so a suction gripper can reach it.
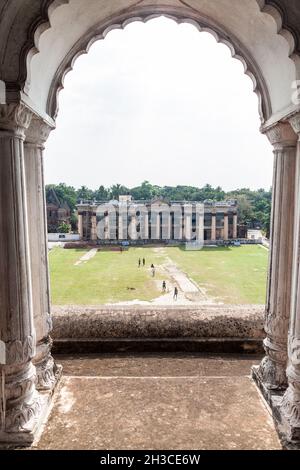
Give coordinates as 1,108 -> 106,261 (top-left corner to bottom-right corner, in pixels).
52,305 -> 265,354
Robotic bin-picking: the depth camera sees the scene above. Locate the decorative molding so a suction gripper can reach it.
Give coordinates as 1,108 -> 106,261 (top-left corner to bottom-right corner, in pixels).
264,121 -> 298,147
2,361 -> 41,434
5,371 -> 35,401
258,334 -> 288,390
281,382 -> 300,428
5,392 -> 41,434
289,113 -> 300,137
289,336 -> 300,365
1,0 -> 299,122
255,1 -> 299,58
5,336 -> 36,365
263,335 -> 288,362
34,336 -> 55,391
19,1 -> 71,92
45,3 -> 272,123
0,103 -> 33,134
25,116 -> 54,146
257,355 -> 287,390
46,313 -> 53,335
35,353 -> 60,391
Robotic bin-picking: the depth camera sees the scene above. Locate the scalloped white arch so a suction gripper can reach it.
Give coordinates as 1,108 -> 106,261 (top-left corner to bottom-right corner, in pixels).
46,10 -> 270,122
255,0 -> 297,57
23,0 -> 300,126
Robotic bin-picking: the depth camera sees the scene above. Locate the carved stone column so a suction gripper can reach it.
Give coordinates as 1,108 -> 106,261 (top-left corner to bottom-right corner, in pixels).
24,116 -> 60,392
280,113 -> 300,443
0,104 -> 44,443
91,214 -> 97,241
256,122 -> 297,391
211,212 -> 216,241
233,214 -> 238,239
78,213 -> 83,239
223,213 -> 229,240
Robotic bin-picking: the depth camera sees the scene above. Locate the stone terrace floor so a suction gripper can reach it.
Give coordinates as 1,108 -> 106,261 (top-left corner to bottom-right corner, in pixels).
35,354 -> 282,450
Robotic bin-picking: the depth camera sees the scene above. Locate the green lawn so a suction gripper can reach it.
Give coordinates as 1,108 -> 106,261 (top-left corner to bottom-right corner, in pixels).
166,245 -> 268,304
49,247 -> 166,305
49,245 -> 268,305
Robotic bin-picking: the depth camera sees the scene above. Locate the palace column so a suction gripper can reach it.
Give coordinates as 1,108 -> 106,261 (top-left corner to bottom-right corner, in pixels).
118,210 -> 123,241
24,116 -> 60,391
233,213 -> 238,239
211,212 -> 216,241
280,113 -> 300,442
167,213 -> 172,240
0,104 -> 45,443
255,121 -> 297,391
128,211 -> 138,241
152,211 -> 160,240
143,211 -> 149,240
78,213 -> 83,239
91,214 -> 97,241
184,204 -> 192,241
223,213 -> 229,240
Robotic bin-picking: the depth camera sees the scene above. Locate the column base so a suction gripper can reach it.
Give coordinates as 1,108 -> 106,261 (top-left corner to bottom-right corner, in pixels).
0,391 -> 51,447
255,355 -> 287,391
252,366 -> 300,450
34,336 -> 63,391
256,335 -> 288,390
0,365 -> 62,447
35,354 -> 63,391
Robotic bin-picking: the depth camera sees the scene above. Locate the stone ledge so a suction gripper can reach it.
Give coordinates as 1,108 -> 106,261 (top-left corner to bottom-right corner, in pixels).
52,304 -> 264,340
52,338 -> 263,354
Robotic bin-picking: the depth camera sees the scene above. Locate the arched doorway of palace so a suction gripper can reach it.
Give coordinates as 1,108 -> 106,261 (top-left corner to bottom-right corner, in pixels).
0,0 -> 300,447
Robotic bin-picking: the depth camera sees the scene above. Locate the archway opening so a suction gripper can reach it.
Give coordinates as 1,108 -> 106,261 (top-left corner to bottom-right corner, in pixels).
44,17 -> 273,309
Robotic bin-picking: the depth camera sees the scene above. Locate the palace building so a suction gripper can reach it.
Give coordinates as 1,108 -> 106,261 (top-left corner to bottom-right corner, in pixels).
77,195 -> 238,243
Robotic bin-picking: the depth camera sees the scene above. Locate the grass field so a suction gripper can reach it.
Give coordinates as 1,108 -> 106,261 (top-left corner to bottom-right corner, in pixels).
166,245 -> 268,304
49,247 -> 166,305
49,245 -> 268,305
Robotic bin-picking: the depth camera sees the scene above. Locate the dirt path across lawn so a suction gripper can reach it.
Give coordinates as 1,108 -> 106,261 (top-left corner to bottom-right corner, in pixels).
74,248 -> 98,266
107,247 -> 217,306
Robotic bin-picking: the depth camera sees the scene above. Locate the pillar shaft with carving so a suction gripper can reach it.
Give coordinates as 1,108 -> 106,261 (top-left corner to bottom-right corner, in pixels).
24,117 -> 60,392
0,104 -> 42,441
257,121 -> 297,390
280,113 -> 300,441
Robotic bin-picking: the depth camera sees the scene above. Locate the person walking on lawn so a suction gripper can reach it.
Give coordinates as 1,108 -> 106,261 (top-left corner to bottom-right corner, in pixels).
173,286 -> 178,300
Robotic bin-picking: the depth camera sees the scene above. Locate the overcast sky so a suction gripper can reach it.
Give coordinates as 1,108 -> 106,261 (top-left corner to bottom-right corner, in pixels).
44,17 -> 273,191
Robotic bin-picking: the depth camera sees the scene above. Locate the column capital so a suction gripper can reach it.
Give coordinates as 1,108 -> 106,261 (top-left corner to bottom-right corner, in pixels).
289,112 -> 300,138
0,103 -> 33,137
25,116 -> 54,147
263,121 -> 297,149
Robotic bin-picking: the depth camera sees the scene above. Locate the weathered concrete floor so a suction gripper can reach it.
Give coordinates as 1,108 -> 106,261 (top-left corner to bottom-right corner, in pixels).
36,354 -> 281,450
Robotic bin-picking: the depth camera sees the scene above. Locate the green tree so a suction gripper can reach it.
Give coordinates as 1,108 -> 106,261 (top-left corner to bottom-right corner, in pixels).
77,185 -> 94,201
93,185 -> 109,201
58,222 -> 71,233
46,183 -> 77,212
109,184 -> 130,199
